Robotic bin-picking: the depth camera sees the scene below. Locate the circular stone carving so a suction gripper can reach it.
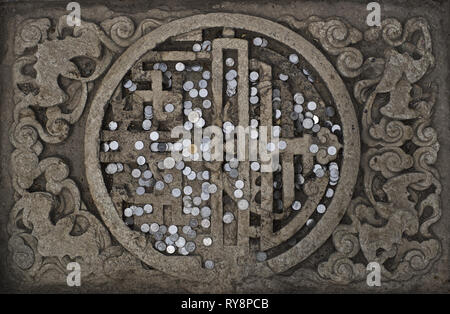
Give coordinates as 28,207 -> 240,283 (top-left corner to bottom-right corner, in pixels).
85,13 -> 360,282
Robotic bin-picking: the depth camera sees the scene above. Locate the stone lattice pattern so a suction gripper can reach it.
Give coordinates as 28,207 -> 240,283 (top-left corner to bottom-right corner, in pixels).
4,9 -> 444,293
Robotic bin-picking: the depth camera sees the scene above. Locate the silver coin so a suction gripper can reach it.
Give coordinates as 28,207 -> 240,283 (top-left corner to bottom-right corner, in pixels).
204,260 -> 214,269
201,206 -> 211,218
307,101 -> 317,111
109,121 -> 118,131
235,180 -> 244,189
234,189 -> 243,198
326,188 -> 334,198
328,146 -> 337,156
156,241 -> 166,251
208,184 -> 217,194
183,207 -> 192,215
165,237 -> 174,245
187,172 -> 196,181
199,88 -> 208,98
326,106 -> 335,117
168,225 -> 178,235
191,65 -> 202,72
279,73 -> 289,81
140,223 -> 150,233
159,225 -> 167,234
166,245 -> 176,254
182,226 -> 191,235
142,119 -> 152,130
143,204 -> 153,213
251,162 -> 260,171
249,71 -> 259,81
250,96 -> 259,104
169,233 -> 179,242
128,84 -> 137,92
201,218 -> 211,228
189,88 -> 199,98
198,79 -> 208,89
289,54 -> 299,64
317,204 -> 327,214
225,57 -> 235,67
106,163 -> 118,175
238,199 -> 249,210
124,207 -> 133,217
253,37 -> 263,46
229,169 -> 238,178
202,99 -> 212,109
309,144 -> 319,154
293,105 -> 303,114
315,168 -> 325,178
201,192 -> 210,201
163,157 -> 175,169
302,118 -> 314,129
184,186 -> 193,195
142,170 -> 152,179
261,38 -> 268,47
193,196 -> 202,206
175,236 -> 186,248
134,206 -> 144,216
183,81 -> 194,91
164,103 -> 174,113
150,223 -> 159,233
135,141 -> 144,150
202,71 -> 211,80
292,201 -> 302,211
191,207 -> 200,216
123,80 -> 132,88
175,161 -> 185,170
102,142 -> 110,152
187,229 -> 197,239
228,79 -> 237,88
155,181 -> 165,190
278,141 -> 287,150
256,251 -> 267,262
223,212 -> 234,224
136,156 -> 146,166
109,140 -> 119,150
203,237 -> 212,246
172,188 -> 181,198
189,219 -> 198,228
149,131 -> 159,141
275,109 -> 282,119
185,241 -> 196,252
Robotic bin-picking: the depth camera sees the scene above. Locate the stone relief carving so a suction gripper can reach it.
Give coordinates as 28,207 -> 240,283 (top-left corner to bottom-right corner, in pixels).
7,11 -> 441,291
305,17 -> 441,284
9,15 -> 166,284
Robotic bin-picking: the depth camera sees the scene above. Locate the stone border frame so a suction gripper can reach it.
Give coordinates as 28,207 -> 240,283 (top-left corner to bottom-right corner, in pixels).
1,0 -> 447,293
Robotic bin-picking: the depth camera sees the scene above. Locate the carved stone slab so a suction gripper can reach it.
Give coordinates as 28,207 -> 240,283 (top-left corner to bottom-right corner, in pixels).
0,0 -> 448,293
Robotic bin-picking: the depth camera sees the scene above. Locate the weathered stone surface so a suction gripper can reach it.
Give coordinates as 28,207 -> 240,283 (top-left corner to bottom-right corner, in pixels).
0,0 -> 448,293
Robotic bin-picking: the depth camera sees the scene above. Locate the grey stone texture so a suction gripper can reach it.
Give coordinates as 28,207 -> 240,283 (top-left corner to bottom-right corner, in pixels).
0,0 -> 448,293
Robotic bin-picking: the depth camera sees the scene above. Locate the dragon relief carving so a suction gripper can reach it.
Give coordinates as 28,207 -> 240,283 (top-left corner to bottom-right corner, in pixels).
8,15 -> 171,283
303,17 -> 441,284
7,12 -> 442,289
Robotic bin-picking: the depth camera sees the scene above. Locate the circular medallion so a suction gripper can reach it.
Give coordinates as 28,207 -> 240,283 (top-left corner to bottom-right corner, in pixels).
85,13 -> 360,282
